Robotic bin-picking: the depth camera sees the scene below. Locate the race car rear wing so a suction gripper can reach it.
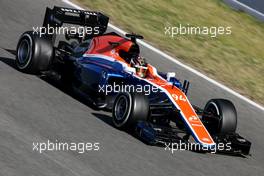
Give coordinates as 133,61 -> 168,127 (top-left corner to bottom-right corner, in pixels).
42,6 -> 109,42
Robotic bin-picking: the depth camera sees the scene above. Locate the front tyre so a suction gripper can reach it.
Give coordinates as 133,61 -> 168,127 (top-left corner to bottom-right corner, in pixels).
203,99 -> 237,135
112,92 -> 149,129
16,31 -> 53,74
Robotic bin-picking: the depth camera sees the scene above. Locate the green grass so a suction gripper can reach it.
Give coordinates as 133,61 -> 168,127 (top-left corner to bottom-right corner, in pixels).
77,0 -> 264,105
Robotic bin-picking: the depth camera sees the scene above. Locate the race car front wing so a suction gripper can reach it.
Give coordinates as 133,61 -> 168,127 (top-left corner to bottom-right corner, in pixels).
135,121 -> 251,156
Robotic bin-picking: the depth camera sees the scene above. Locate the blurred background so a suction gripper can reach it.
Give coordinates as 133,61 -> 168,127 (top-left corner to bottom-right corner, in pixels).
77,0 -> 264,105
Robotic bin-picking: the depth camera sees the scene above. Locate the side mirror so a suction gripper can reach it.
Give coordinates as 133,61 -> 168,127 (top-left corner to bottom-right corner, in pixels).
166,72 -> 176,81
125,33 -> 144,43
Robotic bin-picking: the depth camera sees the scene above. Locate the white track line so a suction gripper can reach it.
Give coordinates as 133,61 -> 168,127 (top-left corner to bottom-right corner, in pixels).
233,0 -> 264,17
62,0 -> 264,112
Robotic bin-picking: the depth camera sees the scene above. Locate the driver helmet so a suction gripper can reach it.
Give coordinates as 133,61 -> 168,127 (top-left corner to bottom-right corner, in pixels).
131,56 -> 148,78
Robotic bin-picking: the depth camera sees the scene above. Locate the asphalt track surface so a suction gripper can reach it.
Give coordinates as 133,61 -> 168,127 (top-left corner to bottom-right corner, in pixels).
238,0 -> 264,13
0,0 -> 264,176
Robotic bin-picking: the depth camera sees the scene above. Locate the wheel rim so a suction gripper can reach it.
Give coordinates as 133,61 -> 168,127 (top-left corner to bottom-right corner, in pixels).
17,34 -> 32,69
114,95 -> 129,121
205,102 -> 221,133
18,39 -> 30,64
206,102 -> 219,116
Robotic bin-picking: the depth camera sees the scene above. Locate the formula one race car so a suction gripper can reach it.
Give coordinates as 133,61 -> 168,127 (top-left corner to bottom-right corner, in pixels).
15,6 -> 251,155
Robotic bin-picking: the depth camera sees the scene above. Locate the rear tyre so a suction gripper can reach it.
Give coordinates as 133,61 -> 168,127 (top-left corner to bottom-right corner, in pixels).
112,92 -> 149,129
16,31 -> 53,74
203,99 -> 237,134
